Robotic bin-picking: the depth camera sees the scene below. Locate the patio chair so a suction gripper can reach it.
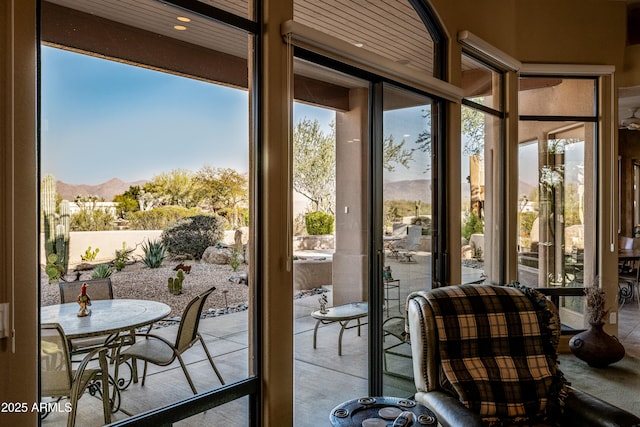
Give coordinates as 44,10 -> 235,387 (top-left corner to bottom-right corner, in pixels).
382,316 -> 412,380
41,323 -> 111,427
406,284 -> 640,427
398,225 -> 421,263
116,286 -> 225,394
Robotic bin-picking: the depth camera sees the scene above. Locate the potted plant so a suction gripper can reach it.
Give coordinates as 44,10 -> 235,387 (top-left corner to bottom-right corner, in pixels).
569,285 -> 625,368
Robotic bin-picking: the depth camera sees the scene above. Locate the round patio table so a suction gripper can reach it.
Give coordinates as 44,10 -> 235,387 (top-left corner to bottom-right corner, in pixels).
41,299 -> 171,339
311,301 -> 368,356
41,299 -> 171,412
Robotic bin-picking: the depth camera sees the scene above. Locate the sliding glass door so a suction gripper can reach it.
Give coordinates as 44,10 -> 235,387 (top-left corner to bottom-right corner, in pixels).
380,84 -> 434,395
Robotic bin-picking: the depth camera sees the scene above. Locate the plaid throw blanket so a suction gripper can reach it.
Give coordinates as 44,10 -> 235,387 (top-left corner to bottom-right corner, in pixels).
426,284 -> 567,425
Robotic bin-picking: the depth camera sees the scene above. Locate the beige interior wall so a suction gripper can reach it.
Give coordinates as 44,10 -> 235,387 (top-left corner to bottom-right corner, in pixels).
0,0 -> 634,424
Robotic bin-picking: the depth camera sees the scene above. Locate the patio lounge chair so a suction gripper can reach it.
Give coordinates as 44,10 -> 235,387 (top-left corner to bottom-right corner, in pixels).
116,286 -> 225,394
41,323 -> 111,427
398,225 -> 422,263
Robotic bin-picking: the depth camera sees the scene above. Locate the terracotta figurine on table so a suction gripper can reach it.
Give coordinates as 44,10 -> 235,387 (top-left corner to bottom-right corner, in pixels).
77,283 -> 92,317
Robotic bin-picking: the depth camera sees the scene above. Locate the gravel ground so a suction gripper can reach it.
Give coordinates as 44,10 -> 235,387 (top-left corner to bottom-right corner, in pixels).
40,260 -> 250,318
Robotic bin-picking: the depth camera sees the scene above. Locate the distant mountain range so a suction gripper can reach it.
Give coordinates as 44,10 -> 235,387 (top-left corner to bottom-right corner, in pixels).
383,178 -> 538,203
57,176 -> 538,204
384,179 -> 431,202
56,178 -> 147,201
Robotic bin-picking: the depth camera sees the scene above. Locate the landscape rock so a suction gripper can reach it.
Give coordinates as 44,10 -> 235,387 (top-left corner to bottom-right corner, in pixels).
202,246 -> 231,264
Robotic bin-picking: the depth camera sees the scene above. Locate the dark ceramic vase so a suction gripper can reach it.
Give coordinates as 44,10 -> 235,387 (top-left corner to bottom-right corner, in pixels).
569,323 -> 625,368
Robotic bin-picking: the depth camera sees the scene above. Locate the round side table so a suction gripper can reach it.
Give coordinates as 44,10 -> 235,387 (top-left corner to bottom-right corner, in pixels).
330,396 -> 437,426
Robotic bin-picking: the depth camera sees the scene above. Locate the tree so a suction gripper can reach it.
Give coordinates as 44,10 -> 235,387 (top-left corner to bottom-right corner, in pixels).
113,185 -> 141,217
414,105 -> 485,161
144,169 -> 198,208
293,117 -> 336,214
193,166 -> 248,228
383,134 -> 413,172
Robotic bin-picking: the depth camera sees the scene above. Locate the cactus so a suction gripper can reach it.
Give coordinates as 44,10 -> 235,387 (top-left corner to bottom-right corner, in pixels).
41,174 -> 70,280
168,268 -> 185,295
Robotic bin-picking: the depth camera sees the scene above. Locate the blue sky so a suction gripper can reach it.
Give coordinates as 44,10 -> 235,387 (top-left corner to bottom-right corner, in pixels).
42,46 -> 252,185
42,46 -> 346,186
43,46 -> 443,186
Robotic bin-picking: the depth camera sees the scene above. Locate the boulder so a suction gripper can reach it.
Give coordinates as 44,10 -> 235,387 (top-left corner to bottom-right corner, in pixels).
202,246 -> 231,264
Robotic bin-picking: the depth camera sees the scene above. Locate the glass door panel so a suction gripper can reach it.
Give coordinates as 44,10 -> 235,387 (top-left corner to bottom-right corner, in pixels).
41,1 -> 255,424
381,84 -> 433,395
518,123 -> 596,329
292,58 -> 371,427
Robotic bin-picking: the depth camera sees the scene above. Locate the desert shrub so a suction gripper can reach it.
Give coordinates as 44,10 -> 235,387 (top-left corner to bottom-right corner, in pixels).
462,210 -> 484,240
229,249 -> 243,271
305,211 -> 334,235
161,214 -> 226,259
141,239 -> 166,268
113,242 -> 135,271
92,263 -> 113,279
125,206 -> 201,230
71,209 -> 117,231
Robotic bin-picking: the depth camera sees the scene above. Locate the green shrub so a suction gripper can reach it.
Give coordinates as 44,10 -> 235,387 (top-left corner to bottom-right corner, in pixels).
141,239 -> 166,268
305,211 -> 334,235
113,242 -> 134,271
161,214 -> 226,259
229,249 -> 242,271
462,210 -> 484,240
92,263 -> 113,279
125,206 -> 201,230
71,209 -> 116,231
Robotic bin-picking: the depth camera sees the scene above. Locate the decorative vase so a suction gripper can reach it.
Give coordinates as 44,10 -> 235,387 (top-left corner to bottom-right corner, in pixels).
569,322 -> 625,368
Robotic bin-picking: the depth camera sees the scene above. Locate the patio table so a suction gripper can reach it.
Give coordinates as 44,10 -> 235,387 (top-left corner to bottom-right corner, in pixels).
311,302 -> 368,356
41,299 -> 171,412
41,299 -> 171,340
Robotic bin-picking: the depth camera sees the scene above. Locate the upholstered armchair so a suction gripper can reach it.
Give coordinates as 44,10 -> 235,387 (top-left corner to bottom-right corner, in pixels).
406,284 -> 640,427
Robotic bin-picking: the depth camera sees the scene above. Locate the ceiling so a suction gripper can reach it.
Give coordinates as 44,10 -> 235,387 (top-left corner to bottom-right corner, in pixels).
44,0 -> 637,127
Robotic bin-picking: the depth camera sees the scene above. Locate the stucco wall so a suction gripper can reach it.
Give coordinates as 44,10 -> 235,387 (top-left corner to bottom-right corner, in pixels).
40,229 -> 245,266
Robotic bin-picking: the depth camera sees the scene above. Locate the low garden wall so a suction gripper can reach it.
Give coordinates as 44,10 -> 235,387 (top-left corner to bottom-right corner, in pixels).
40,229 -> 243,267
293,258 -> 332,290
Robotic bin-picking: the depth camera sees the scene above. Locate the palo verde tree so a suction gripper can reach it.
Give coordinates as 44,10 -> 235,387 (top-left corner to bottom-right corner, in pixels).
193,166 -> 248,228
143,169 -> 198,208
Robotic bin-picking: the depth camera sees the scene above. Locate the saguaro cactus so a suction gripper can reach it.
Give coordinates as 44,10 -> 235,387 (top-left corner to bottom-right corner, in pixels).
42,174 -> 70,280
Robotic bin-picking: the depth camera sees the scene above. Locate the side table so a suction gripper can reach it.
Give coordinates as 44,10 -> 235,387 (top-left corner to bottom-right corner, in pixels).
330,396 -> 437,426
311,302 -> 368,356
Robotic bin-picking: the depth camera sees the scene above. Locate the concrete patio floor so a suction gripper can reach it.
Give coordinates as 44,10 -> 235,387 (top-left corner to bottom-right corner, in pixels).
41,256 -> 640,426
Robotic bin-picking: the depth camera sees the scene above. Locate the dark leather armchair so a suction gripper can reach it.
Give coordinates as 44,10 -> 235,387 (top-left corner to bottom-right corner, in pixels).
406,284 -> 640,427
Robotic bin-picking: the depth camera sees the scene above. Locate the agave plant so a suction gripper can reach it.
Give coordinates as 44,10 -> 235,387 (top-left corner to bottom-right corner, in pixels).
141,239 -> 166,268
91,263 -> 113,279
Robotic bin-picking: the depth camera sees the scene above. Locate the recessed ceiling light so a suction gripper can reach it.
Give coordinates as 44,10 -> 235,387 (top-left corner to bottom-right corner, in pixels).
353,42 -> 364,48
174,25 -> 187,31
177,16 -> 191,22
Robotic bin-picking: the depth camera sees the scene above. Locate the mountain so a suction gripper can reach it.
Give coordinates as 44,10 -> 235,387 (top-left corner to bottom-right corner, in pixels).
56,178 -> 147,201
383,179 -> 432,203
